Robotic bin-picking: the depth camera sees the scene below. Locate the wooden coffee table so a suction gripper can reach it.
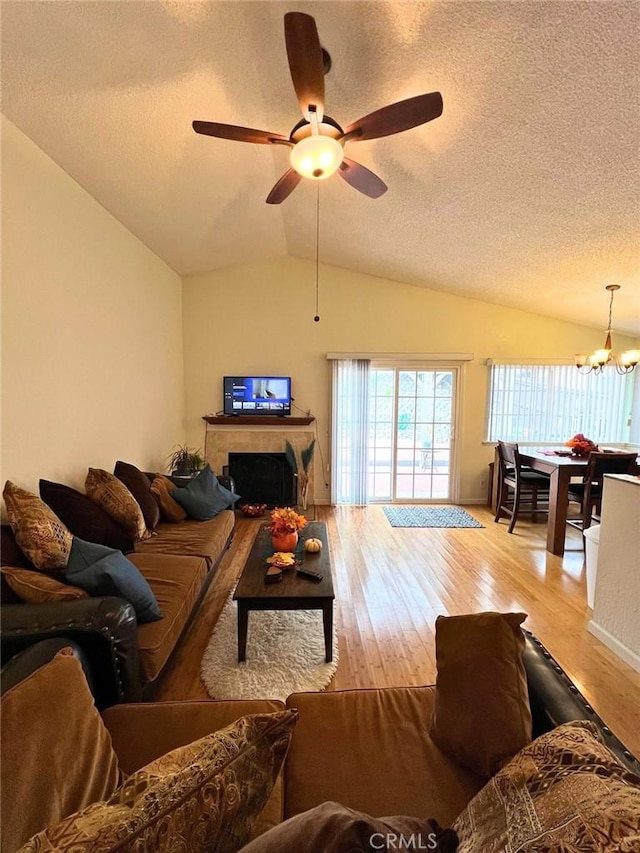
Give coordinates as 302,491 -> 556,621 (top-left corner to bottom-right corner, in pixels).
233,521 -> 335,663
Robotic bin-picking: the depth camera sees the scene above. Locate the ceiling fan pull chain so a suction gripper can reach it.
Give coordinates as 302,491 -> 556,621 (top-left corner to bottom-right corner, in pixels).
314,182 -> 321,323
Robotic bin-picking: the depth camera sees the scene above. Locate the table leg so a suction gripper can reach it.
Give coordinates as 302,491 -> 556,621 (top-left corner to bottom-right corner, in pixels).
547,468 -> 571,556
322,602 -> 333,663
237,604 -> 249,662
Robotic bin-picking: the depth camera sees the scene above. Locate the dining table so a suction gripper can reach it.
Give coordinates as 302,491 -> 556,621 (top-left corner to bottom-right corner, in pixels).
511,450 -> 589,557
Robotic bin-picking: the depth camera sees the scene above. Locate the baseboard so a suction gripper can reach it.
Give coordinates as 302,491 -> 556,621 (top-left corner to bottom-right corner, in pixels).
588,620 -> 640,673
458,498 -> 488,505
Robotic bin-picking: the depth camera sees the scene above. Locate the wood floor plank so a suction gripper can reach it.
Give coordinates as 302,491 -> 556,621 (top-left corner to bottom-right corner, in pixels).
154,505 -> 640,756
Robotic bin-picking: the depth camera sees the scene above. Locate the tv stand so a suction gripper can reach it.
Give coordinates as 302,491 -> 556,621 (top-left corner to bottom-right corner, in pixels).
203,415 -> 315,426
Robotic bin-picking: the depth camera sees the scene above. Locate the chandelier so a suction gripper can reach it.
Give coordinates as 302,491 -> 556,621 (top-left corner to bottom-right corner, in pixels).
575,285 -> 639,375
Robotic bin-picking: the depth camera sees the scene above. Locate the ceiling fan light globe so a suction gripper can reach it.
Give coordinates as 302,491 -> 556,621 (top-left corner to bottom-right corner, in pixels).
290,135 -> 344,180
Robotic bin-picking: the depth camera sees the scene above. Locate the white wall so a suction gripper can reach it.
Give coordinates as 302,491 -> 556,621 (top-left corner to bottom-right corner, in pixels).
589,476 -> 640,672
182,256 -> 638,503
1,117 -> 185,496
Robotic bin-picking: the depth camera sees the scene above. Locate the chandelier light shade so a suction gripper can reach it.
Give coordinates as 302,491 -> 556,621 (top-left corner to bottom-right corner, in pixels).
290,134 -> 344,180
575,285 -> 639,375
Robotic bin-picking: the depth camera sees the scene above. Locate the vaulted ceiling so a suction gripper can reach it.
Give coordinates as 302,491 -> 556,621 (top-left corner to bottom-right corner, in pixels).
2,1 -> 639,334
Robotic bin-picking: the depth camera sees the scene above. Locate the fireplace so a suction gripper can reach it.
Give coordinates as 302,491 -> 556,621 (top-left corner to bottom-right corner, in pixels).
227,452 -> 296,507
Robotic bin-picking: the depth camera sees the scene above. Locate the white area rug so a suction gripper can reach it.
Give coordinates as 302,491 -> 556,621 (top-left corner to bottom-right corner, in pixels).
201,593 -> 339,702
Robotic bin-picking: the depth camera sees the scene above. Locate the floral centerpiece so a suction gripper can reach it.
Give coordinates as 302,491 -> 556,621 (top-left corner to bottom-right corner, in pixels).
566,433 -> 598,457
268,506 -> 307,552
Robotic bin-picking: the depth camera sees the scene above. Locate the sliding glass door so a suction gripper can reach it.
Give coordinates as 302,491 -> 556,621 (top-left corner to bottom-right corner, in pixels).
368,367 -> 457,502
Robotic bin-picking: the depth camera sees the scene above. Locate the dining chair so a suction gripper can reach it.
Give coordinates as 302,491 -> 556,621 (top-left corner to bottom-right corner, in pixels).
494,441 -> 551,534
567,451 -> 638,531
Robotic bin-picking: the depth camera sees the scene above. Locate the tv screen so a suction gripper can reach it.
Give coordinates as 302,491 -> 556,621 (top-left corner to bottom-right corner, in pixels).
223,376 -> 292,416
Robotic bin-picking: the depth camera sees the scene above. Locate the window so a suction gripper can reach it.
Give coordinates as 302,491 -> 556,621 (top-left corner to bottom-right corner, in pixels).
486,362 -> 632,443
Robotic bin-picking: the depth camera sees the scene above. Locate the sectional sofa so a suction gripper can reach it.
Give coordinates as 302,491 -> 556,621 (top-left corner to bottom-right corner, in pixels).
2,624 -> 638,853
0,466 -> 237,704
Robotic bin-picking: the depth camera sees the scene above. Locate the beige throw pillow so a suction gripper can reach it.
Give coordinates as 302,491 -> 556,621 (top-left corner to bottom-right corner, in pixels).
2,648 -> 121,853
429,611 -> 532,778
19,710 -> 298,853
0,566 -> 89,603
2,481 -> 72,571
85,468 -> 151,541
453,720 -> 640,852
150,474 -> 187,523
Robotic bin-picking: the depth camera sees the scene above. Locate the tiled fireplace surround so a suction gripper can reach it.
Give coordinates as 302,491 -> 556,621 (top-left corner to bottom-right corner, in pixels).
205,425 -> 316,506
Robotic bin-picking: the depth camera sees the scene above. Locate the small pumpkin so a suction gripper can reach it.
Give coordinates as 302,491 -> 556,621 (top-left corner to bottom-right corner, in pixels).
304,538 -> 323,553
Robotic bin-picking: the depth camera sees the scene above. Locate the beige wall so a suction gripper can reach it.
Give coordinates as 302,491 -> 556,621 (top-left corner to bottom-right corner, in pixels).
182,256 -> 638,503
1,118 -> 185,496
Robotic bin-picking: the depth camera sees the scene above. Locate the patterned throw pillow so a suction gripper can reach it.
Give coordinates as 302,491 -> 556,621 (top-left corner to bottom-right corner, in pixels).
453,720 -> 640,852
85,469 -> 151,542
2,482 -> 72,571
0,566 -> 89,603
19,710 -> 298,853
150,475 -> 187,523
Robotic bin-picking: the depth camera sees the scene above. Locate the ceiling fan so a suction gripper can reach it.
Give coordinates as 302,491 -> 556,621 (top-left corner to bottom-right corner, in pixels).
192,12 -> 443,204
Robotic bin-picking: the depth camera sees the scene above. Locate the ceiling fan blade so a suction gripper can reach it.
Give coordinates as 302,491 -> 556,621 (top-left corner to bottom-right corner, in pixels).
192,121 -> 288,145
266,168 -> 303,204
284,12 -> 325,122
338,158 -> 388,199
344,92 -> 443,142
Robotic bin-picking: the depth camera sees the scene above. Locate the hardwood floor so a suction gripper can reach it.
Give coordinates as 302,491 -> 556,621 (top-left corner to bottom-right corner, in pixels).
154,505 -> 640,756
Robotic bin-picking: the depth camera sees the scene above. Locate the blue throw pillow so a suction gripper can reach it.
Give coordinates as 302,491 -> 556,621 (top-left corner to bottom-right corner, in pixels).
172,465 -> 240,521
63,537 -> 162,623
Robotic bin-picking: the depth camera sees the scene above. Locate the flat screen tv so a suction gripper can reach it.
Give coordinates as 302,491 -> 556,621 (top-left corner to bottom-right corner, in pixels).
223,376 -> 292,416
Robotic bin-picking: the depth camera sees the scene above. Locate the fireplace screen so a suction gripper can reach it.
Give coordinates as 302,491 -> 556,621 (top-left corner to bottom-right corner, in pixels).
226,452 -> 295,507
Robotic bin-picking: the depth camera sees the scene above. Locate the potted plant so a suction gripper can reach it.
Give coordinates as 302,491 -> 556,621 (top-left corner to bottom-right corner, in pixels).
268,506 -> 307,552
167,445 -> 205,476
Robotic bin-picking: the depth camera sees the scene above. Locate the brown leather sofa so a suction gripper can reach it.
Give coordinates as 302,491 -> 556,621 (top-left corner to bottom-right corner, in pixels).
1,635 -> 638,853
0,476 -> 235,704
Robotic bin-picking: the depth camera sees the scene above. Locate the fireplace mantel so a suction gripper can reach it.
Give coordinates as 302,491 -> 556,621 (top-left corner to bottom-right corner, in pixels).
203,415 -> 314,426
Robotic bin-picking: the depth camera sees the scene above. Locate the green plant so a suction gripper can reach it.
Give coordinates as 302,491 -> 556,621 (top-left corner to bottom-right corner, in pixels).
167,445 -> 205,475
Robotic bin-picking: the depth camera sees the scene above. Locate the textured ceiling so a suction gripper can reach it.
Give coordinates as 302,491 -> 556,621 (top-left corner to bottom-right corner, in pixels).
2,1 -> 639,334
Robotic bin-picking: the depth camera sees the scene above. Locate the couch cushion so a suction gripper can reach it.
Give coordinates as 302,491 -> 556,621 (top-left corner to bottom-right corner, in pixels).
429,611 -> 532,778
2,481 -> 72,571
172,465 -> 240,521
64,538 -> 162,623
130,552 -> 208,683
133,511 -> 234,569
39,479 -> 134,552
85,468 -> 150,542
1,647 -> 121,853
453,720 -> 640,852
0,565 -> 89,603
284,686 -> 485,825
114,461 -> 160,529
149,474 -> 188,522
19,711 -> 298,853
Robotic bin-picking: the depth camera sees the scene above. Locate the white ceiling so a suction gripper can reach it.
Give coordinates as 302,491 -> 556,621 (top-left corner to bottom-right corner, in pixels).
2,1 -> 639,335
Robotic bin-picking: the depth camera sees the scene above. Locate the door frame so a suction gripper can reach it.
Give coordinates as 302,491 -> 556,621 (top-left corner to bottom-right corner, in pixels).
369,359 -> 465,504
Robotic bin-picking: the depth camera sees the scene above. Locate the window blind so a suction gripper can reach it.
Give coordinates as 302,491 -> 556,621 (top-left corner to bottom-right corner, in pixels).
486,363 -> 631,443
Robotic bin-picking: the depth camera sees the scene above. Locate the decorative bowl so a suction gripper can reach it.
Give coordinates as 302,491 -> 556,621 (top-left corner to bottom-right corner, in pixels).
239,503 -> 267,518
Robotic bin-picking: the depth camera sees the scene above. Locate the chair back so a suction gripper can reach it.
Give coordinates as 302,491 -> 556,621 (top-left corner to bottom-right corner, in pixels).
497,440 -> 517,470
583,452 -> 637,484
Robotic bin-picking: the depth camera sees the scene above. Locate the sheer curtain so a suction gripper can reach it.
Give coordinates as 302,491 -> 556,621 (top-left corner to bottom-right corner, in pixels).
331,359 -> 370,505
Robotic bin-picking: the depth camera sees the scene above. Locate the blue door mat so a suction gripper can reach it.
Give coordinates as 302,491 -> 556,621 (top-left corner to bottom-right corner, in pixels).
383,506 -> 484,528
